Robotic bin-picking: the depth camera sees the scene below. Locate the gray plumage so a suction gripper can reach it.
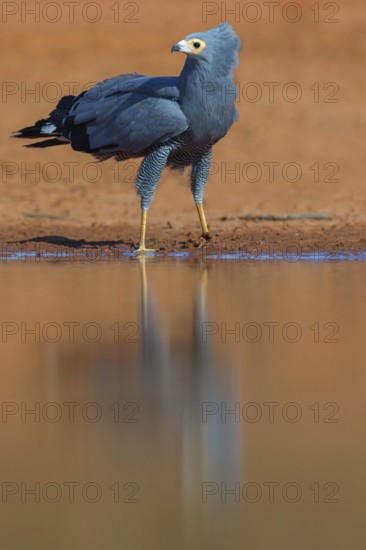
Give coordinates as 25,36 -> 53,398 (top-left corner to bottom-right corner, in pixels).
13,23 -> 241,246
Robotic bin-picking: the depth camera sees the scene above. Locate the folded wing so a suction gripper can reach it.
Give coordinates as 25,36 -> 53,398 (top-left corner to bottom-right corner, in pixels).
64,74 -> 188,154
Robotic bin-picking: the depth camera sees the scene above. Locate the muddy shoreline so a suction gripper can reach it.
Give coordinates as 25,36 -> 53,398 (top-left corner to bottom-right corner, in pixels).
1,218 -> 365,259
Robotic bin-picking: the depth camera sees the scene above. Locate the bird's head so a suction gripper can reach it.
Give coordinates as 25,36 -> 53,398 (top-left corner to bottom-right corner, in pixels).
171,23 -> 241,73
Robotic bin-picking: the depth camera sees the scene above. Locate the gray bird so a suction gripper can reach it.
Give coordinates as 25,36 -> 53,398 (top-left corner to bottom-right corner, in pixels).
13,23 -> 241,253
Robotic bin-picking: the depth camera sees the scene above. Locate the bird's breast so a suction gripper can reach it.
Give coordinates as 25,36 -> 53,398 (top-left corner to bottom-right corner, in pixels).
178,76 -> 237,144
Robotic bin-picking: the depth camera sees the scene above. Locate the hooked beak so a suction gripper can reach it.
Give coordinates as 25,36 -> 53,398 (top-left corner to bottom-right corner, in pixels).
171,40 -> 192,54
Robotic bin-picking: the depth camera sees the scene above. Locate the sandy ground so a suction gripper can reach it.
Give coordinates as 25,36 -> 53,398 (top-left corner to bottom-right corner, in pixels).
0,0 -> 365,254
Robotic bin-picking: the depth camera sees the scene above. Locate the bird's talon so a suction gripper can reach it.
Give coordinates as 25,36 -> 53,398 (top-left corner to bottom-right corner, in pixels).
135,246 -> 159,255
202,232 -> 212,241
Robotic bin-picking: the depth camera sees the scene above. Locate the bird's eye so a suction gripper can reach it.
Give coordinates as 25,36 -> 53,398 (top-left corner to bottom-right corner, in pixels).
188,38 -> 206,54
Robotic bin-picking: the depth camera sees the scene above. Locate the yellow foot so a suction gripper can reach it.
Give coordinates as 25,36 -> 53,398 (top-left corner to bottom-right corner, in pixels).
202,232 -> 212,241
134,246 -> 159,255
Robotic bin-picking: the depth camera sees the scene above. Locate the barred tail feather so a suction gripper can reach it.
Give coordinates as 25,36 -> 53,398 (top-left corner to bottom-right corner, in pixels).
12,94 -> 75,143
25,138 -> 68,148
12,120 -> 60,139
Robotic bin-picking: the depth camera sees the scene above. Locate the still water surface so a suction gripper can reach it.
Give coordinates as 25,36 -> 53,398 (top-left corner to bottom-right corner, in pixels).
0,257 -> 365,550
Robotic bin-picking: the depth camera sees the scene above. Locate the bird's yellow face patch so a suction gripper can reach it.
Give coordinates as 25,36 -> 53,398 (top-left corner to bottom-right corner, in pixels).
186,38 -> 207,55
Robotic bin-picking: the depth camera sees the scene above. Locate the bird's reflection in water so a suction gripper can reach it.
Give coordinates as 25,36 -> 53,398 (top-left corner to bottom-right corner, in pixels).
2,259 -> 365,548
137,257 -> 243,534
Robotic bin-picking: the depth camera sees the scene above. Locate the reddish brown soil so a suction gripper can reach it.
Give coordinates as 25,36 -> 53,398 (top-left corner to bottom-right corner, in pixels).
1,1 -> 365,255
